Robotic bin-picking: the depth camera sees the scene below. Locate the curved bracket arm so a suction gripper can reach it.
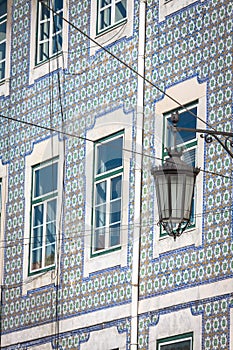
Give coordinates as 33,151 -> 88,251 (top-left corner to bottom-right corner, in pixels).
200,133 -> 233,158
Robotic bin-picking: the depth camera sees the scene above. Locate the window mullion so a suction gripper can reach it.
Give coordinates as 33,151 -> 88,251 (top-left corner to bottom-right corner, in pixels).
106,177 -> 111,249
42,199 -> 47,269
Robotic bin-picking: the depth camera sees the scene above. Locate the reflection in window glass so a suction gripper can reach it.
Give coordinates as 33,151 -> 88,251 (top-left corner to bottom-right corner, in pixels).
98,0 -> 127,33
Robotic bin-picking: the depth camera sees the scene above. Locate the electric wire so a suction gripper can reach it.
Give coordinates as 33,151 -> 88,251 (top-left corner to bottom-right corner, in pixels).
38,0 -> 232,139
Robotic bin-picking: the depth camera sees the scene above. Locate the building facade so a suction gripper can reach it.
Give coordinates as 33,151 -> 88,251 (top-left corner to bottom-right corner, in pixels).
0,0 -> 232,348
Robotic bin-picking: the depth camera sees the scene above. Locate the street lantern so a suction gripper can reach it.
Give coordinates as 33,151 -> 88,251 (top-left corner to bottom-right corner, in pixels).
151,148 -> 200,240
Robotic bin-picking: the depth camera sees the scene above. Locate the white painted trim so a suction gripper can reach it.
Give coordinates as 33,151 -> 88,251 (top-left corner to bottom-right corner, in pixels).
84,109 -> 132,277
80,326 -> 126,350
159,0 -> 205,22
149,308 -> 201,350
29,0 -> 68,85
0,0 -> 12,96
89,0 -> 134,56
22,135 -> 64,295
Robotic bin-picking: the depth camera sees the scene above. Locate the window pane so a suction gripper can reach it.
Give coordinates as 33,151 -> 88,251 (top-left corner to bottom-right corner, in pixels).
95,204 -> 106,228
0,41 -> 5,60
33,204 -> 44,226
167,107 -> 197,147
110,199 -> 121,223
41,1 -> 50,21
96,181 -> 106,205
53,14 -> 63,33
0,21 -> 6,42
100,0 -> 111,8
52,32 -> 62,54
0,60 -> 5,80
39,42 -> 49,62
100,8 -> 111,29
54,0 -> 63,11
34,162 -> 58,198
31,249 -> 42,270
32,226 -> 43,249
47,199 -> 57,222
160,340 -> 191,350
97,136 -> 123,174
94,228 -> 105,251
111,175 -> 122,200
110,223 -> 120,246
45,243 -> 55,266
115,0 -> 126,22
0,0 -> 7,18
40,21 -> 50,40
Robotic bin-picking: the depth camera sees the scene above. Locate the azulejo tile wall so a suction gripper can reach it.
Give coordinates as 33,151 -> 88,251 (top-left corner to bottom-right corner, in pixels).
0,0 -> 232,348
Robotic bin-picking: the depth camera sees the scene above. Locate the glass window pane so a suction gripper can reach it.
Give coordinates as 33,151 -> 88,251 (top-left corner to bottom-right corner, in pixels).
32,226 -> 43,249
96,181 -> 106,205
40,21 -> 50,40
52,32 -> 62,54
100,8 -> 111,29
111,175 -> 122,200
0,0 -> 7,18
41,1 -> 50,20
33,204 -> 44,226
97,136 -> 123,174
34,162 -> 58,198
54,0 -> 63,11
100,0 -> 111,8
45,243 -> 55,266
53,14 -> 63,33
115,0 -> 126,22
39,42 -> 49,62
94,228 -> 105,251
160,340 -> 191,350
167,107 -> 197,147
0,61 -> 5,80
31,249 -> 42,270
110,199 -> 121,223
47,199 -> 57,222
110,223 -> 120,246
0,41 -> 5,60
95,204 -> 106,228
0,21 -> 6,42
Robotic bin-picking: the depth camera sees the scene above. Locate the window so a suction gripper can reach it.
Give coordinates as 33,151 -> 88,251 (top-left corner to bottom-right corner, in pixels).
92,132 -> 123,255
29,159 -> 58,274
0,0 -> 7,81
157,333 -> 193,350
36,0 -> 63,65
97,0 -> 127,34
161,102 -> 197,236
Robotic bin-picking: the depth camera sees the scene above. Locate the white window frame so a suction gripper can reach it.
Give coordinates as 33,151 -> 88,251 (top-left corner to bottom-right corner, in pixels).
89,0 -> 133,56
153,77 -> 206,257
36,0 -> 63,65
84,109 -> 132,277
29,0 -> 68,85
97,0 -> 127,34
92,132 -> 123,255
29,158 -> 59,274
0,0 -> 12,96
23,136 -> 64,294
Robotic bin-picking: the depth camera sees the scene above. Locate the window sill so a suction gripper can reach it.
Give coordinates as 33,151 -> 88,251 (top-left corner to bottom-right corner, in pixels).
29,53 -> 67,85
22,268 -> 56,295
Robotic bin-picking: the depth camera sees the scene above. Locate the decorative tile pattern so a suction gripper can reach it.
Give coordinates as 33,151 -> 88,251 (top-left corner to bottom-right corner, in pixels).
0,0 -> 232,348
